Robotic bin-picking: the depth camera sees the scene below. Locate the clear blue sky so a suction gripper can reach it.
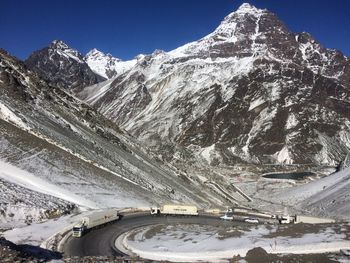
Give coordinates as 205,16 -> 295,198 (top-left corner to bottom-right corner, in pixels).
1,0 -> 349,60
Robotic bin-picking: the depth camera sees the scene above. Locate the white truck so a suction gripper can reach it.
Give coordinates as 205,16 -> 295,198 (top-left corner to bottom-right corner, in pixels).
294,215 -> 335,224
72,209 -> 119,237
278,214 -> 292,224
151,204 -> 198,216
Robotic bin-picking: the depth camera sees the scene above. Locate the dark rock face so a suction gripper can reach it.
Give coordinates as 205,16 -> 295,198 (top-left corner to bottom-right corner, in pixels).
0,237 -> 62,262
77,3 -> 350,166
25,40 -> 103,91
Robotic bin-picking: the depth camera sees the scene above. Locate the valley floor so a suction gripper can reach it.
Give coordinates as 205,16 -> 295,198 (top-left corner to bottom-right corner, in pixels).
1,156 -> 350,262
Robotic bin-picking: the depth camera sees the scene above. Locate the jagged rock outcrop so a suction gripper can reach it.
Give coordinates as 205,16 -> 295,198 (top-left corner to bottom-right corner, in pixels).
25,40 -> 103,91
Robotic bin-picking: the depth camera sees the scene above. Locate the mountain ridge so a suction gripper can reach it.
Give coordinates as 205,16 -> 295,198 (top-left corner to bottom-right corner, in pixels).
84,48 -> 137,79
25,40 -> 104,92
0,49 -> 220,226
75,3 -> 350,166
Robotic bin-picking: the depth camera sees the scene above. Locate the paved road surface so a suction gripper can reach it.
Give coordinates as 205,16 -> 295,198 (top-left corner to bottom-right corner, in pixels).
63,212 -> 242,257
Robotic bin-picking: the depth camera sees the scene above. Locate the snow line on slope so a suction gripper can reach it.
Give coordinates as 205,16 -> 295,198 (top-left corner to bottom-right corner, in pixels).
0,115 -> 146,190
27,130 -> 148,190
0,160 -> 98,209
0,102 -> 29,130
279,166 -> 350,203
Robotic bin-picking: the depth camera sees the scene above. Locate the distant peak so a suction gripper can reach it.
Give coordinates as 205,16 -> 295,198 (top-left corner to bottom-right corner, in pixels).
220,2 -> 262,25
86,49 -> 120,61
236,2 -> 260,13
152,49 -> 165,56
91,48 -> 100,53
238,3 -> 255,10
86,48 -> 105,57
50,40 -> 69,50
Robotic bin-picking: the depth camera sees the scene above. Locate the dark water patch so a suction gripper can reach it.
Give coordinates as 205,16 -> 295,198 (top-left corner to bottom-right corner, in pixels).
262,172 -> 315,180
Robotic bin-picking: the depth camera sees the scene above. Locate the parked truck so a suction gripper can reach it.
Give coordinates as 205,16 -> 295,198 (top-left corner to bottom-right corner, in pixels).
151,204 -> 198,216
72,209 -> 119,237
294,215 -> 335,224
277,214 -> 292,224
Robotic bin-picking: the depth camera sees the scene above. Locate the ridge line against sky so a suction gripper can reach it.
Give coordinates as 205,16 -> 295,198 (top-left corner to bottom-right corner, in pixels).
0,0 -> 349,60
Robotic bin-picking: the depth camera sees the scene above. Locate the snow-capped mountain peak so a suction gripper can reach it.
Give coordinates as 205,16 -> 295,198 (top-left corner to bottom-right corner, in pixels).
50,39 -> 69,49
86,48 -> 119,61
236,2 -> 260,13
86,47 -> 102,56
217,2 -> 264,29
25,40 -> 101,91
84,48 -> 137,79
167,3 -> 269,59
48,39 -> 84,63
77,3 -> 350,167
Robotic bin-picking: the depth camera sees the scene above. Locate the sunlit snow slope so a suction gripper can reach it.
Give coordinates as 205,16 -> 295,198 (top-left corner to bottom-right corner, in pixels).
77,3 -> 350,166
85,48 -> 137,79
0,49 -> 222,227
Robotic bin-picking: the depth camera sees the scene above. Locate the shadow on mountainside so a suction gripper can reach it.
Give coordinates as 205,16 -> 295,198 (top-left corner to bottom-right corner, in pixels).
0,237 -> 62,262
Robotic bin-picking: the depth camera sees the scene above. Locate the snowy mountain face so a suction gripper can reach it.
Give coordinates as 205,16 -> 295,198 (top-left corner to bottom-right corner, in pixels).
77,3 -> 350,166
25,40 -> 103,92
0,49 -> 225,225
84,48 -> 137,79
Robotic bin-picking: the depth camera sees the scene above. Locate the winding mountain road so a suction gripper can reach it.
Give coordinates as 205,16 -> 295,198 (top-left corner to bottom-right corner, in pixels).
63,212 -> 243,257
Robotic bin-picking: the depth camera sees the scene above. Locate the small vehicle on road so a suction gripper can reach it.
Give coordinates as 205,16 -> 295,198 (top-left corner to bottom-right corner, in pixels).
244,218 -> 259,224
220,212 -> 234,221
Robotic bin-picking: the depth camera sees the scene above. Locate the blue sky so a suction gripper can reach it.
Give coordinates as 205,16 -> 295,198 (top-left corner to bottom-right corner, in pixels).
1,0 -> 349,60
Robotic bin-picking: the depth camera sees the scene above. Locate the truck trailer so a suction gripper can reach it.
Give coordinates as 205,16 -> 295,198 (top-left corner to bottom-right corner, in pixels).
294,215 -> 335,224
72,209 -> 119,237
151,204 -> 198,216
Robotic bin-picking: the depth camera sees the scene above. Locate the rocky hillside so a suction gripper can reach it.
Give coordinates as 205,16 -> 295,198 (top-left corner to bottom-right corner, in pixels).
0,237 -> 62,262
77,3 -> 350,166
25,40 -> 103,91
0,48 -> 222,220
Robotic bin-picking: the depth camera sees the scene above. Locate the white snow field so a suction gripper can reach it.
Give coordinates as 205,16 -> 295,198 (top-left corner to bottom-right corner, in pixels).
85,48 -> 137,79
119,223 -> 350,262
3,213 -> 84,246
0,160 -> 98,209
275,166 -> 350,219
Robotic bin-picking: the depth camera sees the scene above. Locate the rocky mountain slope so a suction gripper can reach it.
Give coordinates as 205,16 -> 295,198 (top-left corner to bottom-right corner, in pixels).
269,166 -> 350,220
0,49 -> 225,226
77,3 -> 350,166
25,40 -> 103,91
85,48 -> 137,79
0,237 -> 62,262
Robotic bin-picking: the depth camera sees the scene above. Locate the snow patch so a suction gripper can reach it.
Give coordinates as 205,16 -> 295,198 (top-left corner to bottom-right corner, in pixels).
200,144 -> 215,164
0,102 -> 29,130
285,113 -> 299,130
0,160 -> 98,209
249,97 -> 266,111
275,146 -> 293,164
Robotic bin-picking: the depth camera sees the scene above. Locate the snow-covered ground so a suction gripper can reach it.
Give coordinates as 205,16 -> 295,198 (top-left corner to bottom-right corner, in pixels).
3,213 -> 84,246
0,159 -> 81,229
270,166 -> 350,219
0,160 -> 98,209
119,223 -> 350,262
